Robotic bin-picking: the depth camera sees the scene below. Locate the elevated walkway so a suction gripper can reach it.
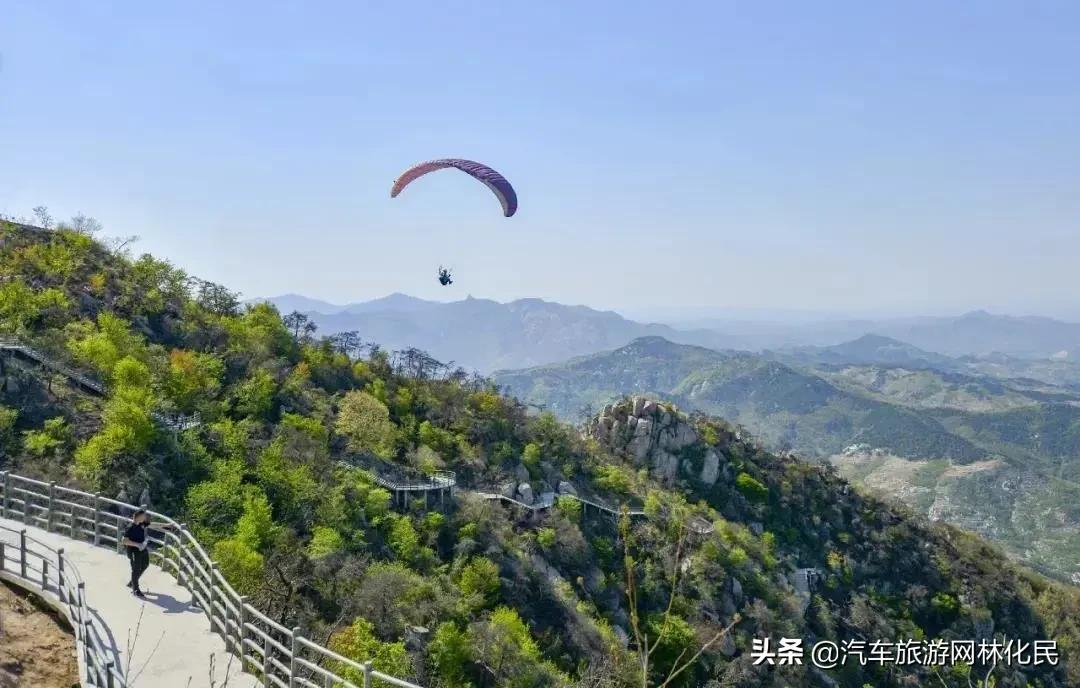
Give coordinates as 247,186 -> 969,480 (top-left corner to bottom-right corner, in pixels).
0,340 -> 200,431
0,471 -> 423,688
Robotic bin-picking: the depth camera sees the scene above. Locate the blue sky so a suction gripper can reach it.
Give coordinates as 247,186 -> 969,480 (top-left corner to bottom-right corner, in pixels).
2,2 -> 1078,319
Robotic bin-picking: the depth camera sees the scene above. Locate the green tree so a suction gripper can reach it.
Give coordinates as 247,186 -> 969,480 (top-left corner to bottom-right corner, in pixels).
67,312 -> 145,378
336,390 -> 395,458
226,302 -> 295,363
458,557 -> 500,607
536,528 -> 556,550
330,617 -> 414,680
428,622 -> 473,687
235,488 -> 278,553
22,417 -> 72,458
255,439 -> 319,526
388,515 -> 421,561
593,464 -> 635,496
555,495 -> 582,523
735,472 -> 769,502
466,607 -> 565,688
0,406 -> 19,455
185,459 -> 246,543
213,538 -> 264,595
233,368 -> 277,419
164,348 -> 224,413
522,442 -> 541,474
0,281 -> 69,335
74,357 -> 156,485
307,526 -> 345,559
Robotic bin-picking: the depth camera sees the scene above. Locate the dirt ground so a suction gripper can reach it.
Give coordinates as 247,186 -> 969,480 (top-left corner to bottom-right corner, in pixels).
0,581 -> 79,688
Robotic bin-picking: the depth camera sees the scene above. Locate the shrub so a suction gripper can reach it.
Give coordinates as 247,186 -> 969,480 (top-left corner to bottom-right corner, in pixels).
735,472 -> 769,502
336,390 -> 395,458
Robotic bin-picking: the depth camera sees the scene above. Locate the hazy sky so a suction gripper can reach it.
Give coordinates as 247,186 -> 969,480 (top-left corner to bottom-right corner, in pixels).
2,2 -> 1078,319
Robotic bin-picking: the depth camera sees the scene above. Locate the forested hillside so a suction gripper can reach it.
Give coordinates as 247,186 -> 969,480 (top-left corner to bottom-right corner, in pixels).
497,338 -> 1080,581
1,221 -> 1079,688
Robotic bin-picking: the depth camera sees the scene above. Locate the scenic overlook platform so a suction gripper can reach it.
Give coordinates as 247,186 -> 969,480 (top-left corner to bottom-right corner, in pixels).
0,471 -> 424,688
0,514 -> 252,688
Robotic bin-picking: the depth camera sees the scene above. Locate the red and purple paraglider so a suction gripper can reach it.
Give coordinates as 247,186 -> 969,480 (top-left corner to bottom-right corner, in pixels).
390,158 -> 518,218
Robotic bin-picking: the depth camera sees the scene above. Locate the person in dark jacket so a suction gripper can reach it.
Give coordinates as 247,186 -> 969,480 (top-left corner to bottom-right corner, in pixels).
121,509 -> 173,598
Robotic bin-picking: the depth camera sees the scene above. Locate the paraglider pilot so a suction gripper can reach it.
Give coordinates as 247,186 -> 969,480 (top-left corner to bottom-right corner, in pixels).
438,266 -> 453,286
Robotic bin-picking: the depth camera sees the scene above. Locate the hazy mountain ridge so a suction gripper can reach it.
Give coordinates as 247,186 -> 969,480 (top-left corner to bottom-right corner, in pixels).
259,294 -> 1080,375
683,310 -> 1080,357
257,294 -> 739,372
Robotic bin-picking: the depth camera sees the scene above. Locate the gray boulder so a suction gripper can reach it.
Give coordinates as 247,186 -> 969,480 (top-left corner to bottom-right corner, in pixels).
514,463 -> 530,482
517,483 -> 534,505
719,630 -> 736,657
652,450 -> 679,483
700,449 -> 720,485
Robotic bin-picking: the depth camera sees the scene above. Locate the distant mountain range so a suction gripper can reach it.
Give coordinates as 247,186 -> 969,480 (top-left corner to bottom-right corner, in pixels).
252,293 -> 739,371
494,335 -> 1080,580
254,294 -> 1080,372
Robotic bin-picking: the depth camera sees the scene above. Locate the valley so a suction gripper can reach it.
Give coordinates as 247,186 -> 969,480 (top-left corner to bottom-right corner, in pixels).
495,336 -> 1080,582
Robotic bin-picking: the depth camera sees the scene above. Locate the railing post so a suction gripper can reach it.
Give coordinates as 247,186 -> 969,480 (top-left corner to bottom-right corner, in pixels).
289,626 -> 302,687
57,548 -> 65,602
209,562 -> 219,633
93,493 -> 101,546
47,481 -> 56,532
0,471 -> 7,518
237,595 -> 248,659
83,616 -> 92,675
41,558 -> 48,589
106,662 -> 115,688
19,529 -> 27,578
116,510 -> 124,554
363,660 -> 373,688
0,542 -> 4,572
176,523 -> 188,590
262,630 -> 272,687
77,582 -> 86,642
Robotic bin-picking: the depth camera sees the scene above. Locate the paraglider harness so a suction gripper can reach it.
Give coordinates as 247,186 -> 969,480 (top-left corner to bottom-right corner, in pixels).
438,266 -> 453,286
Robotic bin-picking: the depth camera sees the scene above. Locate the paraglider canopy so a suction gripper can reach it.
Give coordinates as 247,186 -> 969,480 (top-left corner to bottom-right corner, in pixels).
437,266 -> 453,286
391,159 -> 518,217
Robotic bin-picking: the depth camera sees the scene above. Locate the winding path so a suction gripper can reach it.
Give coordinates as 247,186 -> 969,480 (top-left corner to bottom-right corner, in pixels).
0,340 -> 200,431
0,472 -> 423,688
0,514 -> 252,687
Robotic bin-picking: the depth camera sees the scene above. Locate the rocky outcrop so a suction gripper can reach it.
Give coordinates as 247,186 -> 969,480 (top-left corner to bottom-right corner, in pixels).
700,449 -> 720,485
517,483 -> 535,505
587,396 -> 723,486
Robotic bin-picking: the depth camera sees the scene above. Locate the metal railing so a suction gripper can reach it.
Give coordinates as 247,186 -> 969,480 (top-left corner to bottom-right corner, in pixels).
0,340 -> 201,431
0,471 -> 423,688
474,489 -> 647,518
0,519 -> 123,686
368,469 -> 456,493
0,340 -> 106,395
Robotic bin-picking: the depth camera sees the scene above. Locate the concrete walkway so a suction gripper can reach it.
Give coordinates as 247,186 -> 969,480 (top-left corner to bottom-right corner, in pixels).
0,516 -> 258,688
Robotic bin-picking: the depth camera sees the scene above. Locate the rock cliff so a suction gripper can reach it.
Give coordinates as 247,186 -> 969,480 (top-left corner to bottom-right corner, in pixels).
586,396 -> 721,486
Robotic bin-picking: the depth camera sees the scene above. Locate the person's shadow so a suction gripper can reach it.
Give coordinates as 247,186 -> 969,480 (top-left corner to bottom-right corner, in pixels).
142,591 -> 196,615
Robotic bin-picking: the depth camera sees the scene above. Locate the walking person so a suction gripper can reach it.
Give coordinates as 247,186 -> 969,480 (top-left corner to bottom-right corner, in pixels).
121,509 -> 173,598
